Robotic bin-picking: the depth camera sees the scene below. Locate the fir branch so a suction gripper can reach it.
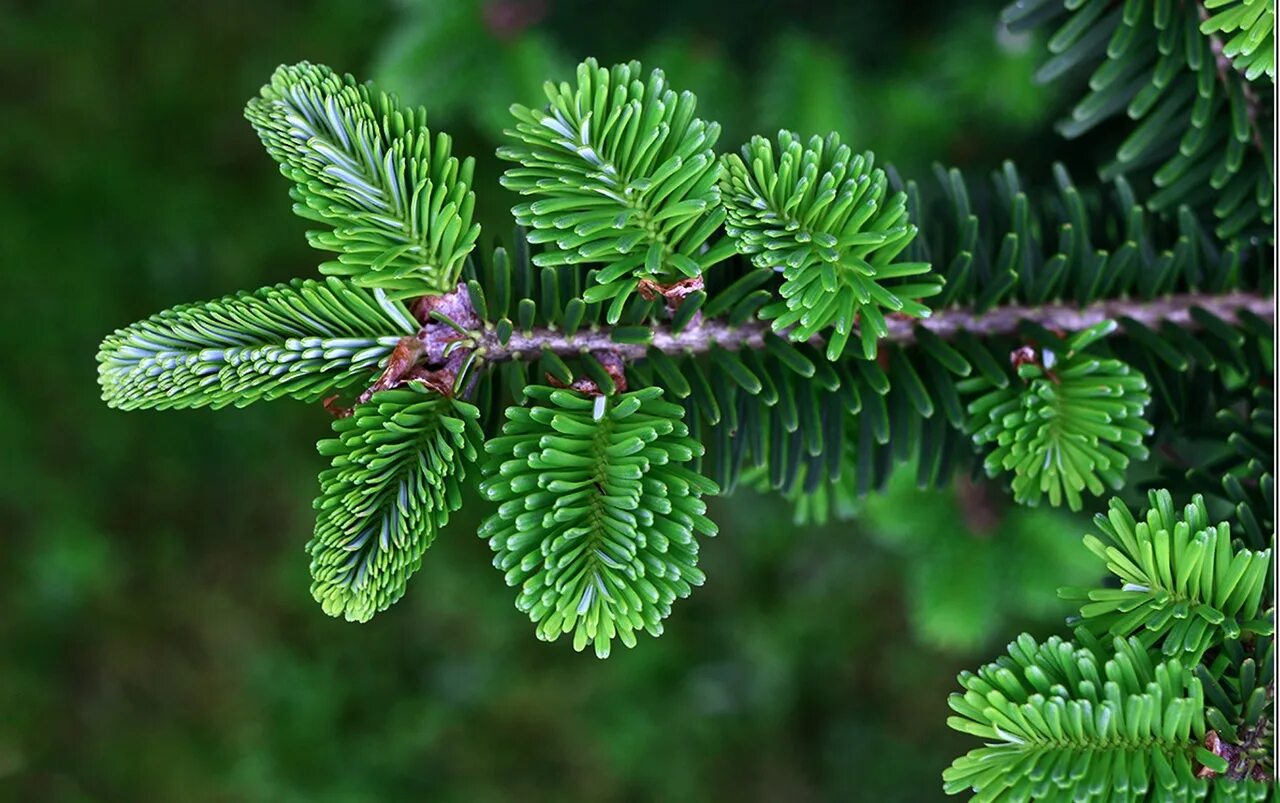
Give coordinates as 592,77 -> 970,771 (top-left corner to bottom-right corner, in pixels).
965,321 -> 1154,511
720,132 -> 940,360
99,59 -> 1277,771
98,278 -> 418,410
479,385 -> 718,657
310,388 -> 482,622
1061,490 -> 1273,657
246,62 -> 481,299
497,58 -> 728,320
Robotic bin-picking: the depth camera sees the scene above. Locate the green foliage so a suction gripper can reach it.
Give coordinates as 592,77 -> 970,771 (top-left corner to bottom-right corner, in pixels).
945,630 -> 1270,802
479,385 -> 718,657
97,278 -> 416,410
247,62 -> 481,298
452,236 -> 872,501
1007,0 -> 1275,240
460,228 -> 974,510
725,159 -> 1271,520
26,0 -> 1278,799
92,13 -> 1274,794
464,155 -> 1269,536
1201,0 -> 1276,80
498,58 -> 729,321
965,321 -> 1153,511
310,386 -> 482,622
720,132 -> 939,360
100,52 -> 1272,659
1061,490 -> 1273,661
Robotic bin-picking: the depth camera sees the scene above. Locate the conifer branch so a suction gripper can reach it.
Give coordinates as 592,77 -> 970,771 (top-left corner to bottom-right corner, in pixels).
99,54 -> 1277,760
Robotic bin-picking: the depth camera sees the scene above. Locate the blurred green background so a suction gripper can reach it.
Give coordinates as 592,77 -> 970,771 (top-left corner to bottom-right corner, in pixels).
3,1 -> 1109,800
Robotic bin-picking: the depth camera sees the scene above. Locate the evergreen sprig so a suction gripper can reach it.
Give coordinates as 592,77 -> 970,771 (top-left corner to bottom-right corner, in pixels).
247,62 -> 481,298
945,630 -> 1270,802
498,58 -> 730,322
97,35 -> 1275,797
964,321 -> 1153,511
97,277 -> 416,410
310,386 -> 482,622
1061,490 -> 1273,661
478,385 -> 718,657
721,132 -> 940,360
100,60 -> 1272,636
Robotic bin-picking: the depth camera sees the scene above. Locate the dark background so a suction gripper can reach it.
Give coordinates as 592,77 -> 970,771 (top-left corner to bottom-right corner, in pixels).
3,1 -> 1109,800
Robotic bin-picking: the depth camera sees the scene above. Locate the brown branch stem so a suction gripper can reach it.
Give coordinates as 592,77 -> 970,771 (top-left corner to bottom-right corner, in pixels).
461,290 -> 1275,365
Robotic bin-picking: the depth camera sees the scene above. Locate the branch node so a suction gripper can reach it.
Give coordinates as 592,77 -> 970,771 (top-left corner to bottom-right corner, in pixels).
1009,345 -> 1039,369
356,335 -> 426,405
1010,344 -> 1061,383
637,275 -> 704,310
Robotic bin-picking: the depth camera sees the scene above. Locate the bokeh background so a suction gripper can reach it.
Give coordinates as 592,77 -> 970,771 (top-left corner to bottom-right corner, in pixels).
4,1 -> 1115,800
